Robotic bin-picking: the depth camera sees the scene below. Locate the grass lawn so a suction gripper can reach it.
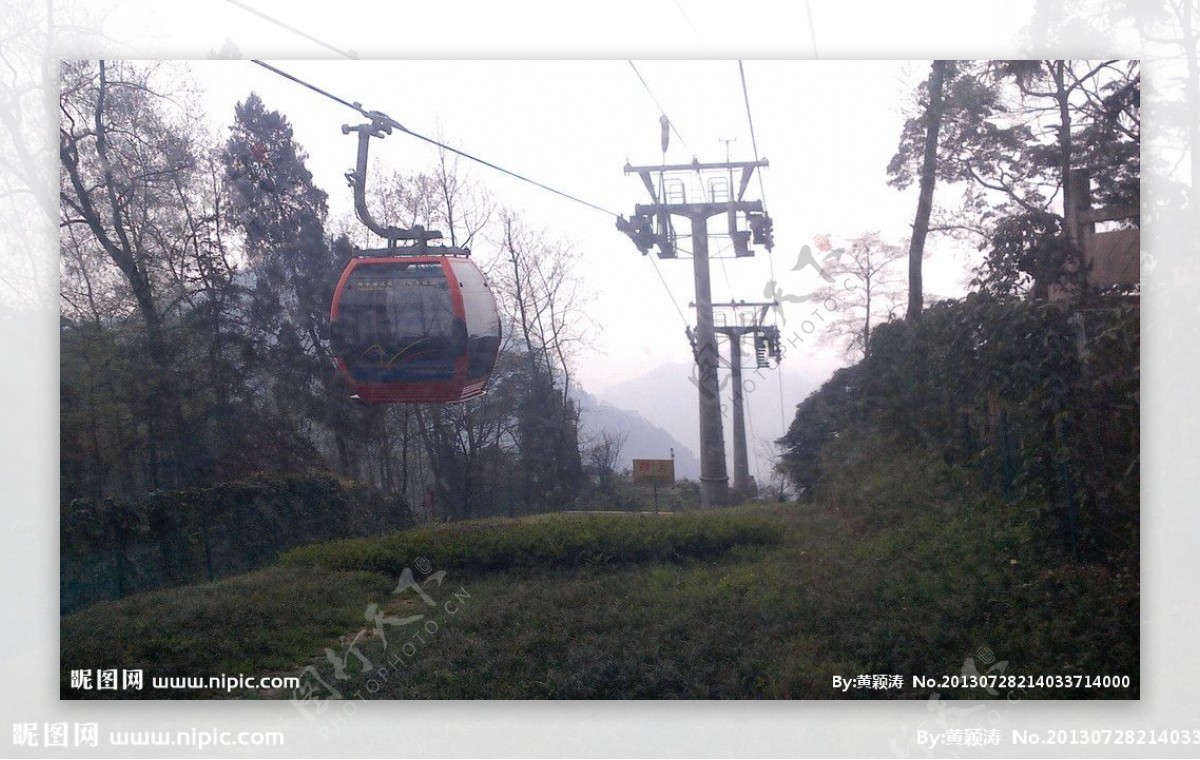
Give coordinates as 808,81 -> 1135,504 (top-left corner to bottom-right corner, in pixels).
61,502 -> 1137,699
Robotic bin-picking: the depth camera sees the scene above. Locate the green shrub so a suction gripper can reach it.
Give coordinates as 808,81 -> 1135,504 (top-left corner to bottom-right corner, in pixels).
280,511 -> 782,577
779,293 -> 1138,562
61,566 -> 392,699
814,424 -> 974,529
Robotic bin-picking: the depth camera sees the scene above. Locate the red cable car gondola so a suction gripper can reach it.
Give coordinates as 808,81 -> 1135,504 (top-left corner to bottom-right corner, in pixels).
329,116 -> 501,403
330,255 -> 500,403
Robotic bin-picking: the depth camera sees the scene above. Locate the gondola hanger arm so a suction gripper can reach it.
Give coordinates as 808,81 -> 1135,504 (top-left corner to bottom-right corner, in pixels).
342,116 -> 467,255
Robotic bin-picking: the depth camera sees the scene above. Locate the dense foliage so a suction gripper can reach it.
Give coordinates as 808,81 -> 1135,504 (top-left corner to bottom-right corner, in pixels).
779,292 -> 1138,562
60,473 -> 411,613
781,59 -> 1139,573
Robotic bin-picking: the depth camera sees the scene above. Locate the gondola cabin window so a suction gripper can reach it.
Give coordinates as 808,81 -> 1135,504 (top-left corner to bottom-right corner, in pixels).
330,257 -> 500,403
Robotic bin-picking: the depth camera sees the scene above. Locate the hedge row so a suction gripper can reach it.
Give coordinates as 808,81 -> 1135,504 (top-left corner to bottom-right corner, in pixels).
60,472 -> 410,613
280,511 -> 783,577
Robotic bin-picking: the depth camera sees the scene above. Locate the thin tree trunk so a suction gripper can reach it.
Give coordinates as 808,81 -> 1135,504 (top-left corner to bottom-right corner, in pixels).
1181,1 -> 1200,221
906,60 -> 948,321
1051,60 -> 1088,300
67,61 -> 187,490
863,280 -> 872,358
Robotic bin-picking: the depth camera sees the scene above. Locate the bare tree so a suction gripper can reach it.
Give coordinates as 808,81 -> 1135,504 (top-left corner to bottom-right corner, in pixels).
494,211 -> 592,506
814,232 -> 907,360
584,429 -> 629,494
495,211 -> 591,398
756,436 -> 791,502
59,60 -> 209,491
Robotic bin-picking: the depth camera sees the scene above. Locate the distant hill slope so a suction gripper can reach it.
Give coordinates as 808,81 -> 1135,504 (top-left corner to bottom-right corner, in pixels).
573,387 -> 701,479
591,361 -> 820,478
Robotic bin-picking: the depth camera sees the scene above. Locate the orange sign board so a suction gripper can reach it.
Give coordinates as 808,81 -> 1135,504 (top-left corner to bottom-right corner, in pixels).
632,458 -> 675,486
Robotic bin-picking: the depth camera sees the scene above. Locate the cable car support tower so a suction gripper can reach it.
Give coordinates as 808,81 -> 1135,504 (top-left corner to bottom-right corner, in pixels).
618,154 -> 774,508
708,301 -> 782,497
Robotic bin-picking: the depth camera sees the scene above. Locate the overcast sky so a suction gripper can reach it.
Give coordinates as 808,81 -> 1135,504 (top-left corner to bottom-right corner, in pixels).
169,58 -> 985,467
46,0 -> 1122,484
187,57 -> 968,379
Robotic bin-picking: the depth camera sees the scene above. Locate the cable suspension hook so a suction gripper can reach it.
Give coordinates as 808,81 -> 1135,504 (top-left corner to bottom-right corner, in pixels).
342,114 -> 468,256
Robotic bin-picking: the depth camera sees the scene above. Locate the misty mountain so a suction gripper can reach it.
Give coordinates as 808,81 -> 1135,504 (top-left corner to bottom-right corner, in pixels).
573,387 -> 701,479
591,361 -> 822,482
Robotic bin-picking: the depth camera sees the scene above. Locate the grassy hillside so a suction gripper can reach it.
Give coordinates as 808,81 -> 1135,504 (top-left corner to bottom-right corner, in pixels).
61,503 -> 1136,700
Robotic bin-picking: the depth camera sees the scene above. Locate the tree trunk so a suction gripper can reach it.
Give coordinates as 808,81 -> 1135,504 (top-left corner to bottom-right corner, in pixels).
863,279 -> 872,358
1181,2 -> 1200,226
66,61 -> 186,490
1051,60 -> 1085,297
906,59 -> 948,321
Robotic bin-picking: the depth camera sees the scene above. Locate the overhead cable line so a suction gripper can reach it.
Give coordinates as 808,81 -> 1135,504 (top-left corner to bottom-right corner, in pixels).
226,1 -> 357,59
805,0 -> 820,59
627,60 -> 693,155
249,60 -> 694,332
745,386 -> 762,482
645,253 -> 692,329
737,60 -> 768,210
672,0 -> 700,36
735,60 -> 789,437
735,61 -> 777,291
249,60 -> 620,218
777,365 -> 788,444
